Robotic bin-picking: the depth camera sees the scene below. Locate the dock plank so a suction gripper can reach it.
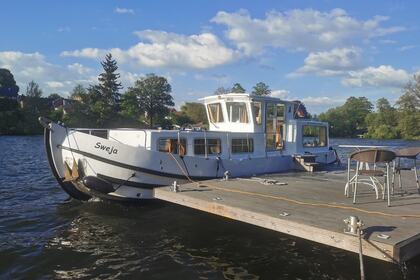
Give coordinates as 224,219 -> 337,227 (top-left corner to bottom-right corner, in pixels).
154,170 -> 420,263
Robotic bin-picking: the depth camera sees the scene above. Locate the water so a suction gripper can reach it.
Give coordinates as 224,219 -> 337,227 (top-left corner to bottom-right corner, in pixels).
1,136 -> 420,279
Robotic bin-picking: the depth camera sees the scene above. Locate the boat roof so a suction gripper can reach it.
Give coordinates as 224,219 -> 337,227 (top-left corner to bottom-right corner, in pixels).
199,93 -> 294,104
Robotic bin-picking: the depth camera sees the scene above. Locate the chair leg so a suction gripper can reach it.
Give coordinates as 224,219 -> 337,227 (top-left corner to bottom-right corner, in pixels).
369,177 -> 379,199
346,158 -> 351,197
353,163 -> 359,204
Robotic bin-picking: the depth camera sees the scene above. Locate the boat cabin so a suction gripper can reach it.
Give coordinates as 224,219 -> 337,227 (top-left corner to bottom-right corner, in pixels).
201,93 -> 329,154
105,93 -> 330,159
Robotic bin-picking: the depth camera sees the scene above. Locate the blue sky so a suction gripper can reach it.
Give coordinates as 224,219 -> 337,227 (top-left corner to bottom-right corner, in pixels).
1,0 -> 419,113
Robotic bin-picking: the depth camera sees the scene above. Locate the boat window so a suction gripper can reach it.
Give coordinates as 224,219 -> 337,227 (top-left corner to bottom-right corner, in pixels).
232,138 -> 254,153
302,126 -> 327,147
226,102 -> 249,123
252,102 -> 262,125
207,103 -> 224,123
265,103 -> 284,150
158,138 -> 187,155
194,138 -> 221,155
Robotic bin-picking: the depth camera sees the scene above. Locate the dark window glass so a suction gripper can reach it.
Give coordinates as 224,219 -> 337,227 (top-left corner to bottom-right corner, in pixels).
158,138 -> 187,155
194,138 -> 221,155
303,126 -> 327,147
232,138 -> 254,153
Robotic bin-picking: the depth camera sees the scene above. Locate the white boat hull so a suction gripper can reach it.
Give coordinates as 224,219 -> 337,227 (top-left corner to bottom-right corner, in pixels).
43,121 -> 337,201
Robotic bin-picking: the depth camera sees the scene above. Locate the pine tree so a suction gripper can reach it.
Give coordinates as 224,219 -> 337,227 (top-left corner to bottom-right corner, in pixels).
252,82 -> 271,96
98,53 -> 123,108
231,83 -> 245,93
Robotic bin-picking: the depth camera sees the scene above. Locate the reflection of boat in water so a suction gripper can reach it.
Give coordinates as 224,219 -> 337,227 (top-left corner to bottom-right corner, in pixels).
40,93 -> 338,202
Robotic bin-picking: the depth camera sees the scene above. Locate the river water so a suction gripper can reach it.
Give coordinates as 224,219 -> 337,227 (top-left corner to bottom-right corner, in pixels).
1,136 -> 420,279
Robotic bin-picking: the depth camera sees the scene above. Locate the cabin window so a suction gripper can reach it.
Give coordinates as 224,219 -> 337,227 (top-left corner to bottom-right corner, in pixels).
232,138 -> 254,153
207,103 -> 224,123
158,138 -> 187,155
265,103 -> 285,150
194,138 -> 221,155
302,126 -> 327,147
226,102 -> 249,123
252,102 -> 262,125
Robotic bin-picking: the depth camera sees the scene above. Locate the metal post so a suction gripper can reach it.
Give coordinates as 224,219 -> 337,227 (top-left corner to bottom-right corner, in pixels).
358,227 -> 365,280
204,130 -> 208,159
414,158 -> 419,191
386,163 -> 391,207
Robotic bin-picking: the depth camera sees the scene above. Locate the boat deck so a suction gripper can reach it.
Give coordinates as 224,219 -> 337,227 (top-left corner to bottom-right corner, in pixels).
154,169 -> 420,263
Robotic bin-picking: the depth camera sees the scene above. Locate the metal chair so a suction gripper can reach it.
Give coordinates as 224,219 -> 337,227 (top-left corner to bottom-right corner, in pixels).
345,149 -> 396,206
392,147 -> 420,194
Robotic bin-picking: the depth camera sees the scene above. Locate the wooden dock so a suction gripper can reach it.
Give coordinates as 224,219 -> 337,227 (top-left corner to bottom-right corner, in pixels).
154,170 -> 420,263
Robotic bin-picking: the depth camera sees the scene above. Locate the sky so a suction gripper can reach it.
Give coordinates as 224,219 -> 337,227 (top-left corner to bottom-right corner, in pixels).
1,0 -> 419,113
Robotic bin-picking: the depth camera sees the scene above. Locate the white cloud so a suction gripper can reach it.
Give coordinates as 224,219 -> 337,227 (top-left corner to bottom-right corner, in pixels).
212,8 -> 404,54
270,89 -> 290,99
292,47 -> 362,76
61,30 -> 237,69
115,7 -> 135,15
0,51 -> 97,95
342,65 -> 411,88
45,81 -> 65,89
57,26 -> 71,32
398,45 -> 417,52
67,63 -> 92,75
301,96 -> 345,106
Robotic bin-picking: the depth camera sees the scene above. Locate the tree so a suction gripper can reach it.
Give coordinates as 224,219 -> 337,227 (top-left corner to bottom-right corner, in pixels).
0,68 -> 19,95
69,84 -> 87,101
231,83 -> 245,93
97,53 -> 123,108
365,98 -> 398,139
396,75 -> 420,139
180,102 -> 208,124
318,96 -> 373,137
252,82 -> 271,96
48,93 -> 62,99
26,80 -> 42,98
126,74 -> 174,128
120,90 -> 141,121
214,87 -> 230,95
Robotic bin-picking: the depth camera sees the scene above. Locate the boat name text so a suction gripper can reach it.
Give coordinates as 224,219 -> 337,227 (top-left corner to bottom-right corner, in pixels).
94,142 -> 118,155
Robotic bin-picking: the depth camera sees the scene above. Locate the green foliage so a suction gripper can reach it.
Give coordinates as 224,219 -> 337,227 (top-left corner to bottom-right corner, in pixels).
125,74 -> 174,128
98,53 -> 123,109
0,68 -> 19,94
252,82 -> 271,96
119,89 -> 141,121
395,75 -> 420,139
26,80 -> 43,98
180,102 -> 208,124
231,83 -> 246,93
0,68 -> 17,87
48,93 -> 62,99
318,96 -> 373,137
170,111 -> 193,127
214,87 -> 230,95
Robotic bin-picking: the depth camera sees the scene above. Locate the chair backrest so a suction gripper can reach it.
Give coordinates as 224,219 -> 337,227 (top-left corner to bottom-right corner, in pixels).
395,147 -> 420,158
350,149 -> 396,164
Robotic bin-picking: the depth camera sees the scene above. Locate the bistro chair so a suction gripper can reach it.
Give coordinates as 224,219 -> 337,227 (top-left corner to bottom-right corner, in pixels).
345,149 -> 396,206
392,147 -> 420,194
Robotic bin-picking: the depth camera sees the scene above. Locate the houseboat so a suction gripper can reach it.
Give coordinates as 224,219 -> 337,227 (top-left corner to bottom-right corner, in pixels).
40,93 -> 338,201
